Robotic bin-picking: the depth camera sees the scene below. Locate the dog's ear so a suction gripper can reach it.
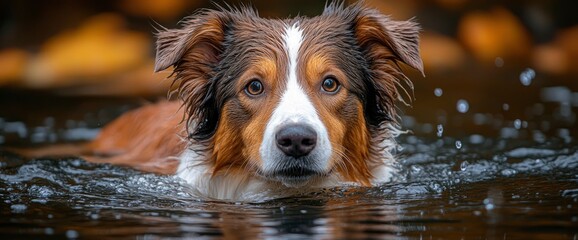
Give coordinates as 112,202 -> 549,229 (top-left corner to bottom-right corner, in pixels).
154,10 -> 229,72
353,9 -> 423,75
154,10 -> 233,141
336,4 -> 424,125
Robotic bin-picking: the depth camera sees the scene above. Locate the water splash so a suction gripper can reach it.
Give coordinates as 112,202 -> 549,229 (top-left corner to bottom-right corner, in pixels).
0,136 -> 577,239
455,140 -> 463,150
436,124 -> 444,138
460,161 -> 469,171
514,119 -> 522,129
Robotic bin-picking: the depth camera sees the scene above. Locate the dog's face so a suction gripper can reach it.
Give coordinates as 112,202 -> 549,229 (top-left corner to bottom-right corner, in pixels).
155,3 -> 423,187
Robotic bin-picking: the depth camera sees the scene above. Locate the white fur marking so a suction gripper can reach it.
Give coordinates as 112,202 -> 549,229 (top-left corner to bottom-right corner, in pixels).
259,24 -> 332,176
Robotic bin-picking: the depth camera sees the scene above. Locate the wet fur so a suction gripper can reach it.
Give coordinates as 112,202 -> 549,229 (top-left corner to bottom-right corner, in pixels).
153,2 -> 422,184
5,2 -> 423,200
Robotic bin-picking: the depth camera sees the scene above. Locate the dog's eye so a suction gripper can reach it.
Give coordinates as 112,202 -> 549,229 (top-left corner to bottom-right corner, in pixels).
245,79 -> 264,96
321,77 -> 340,93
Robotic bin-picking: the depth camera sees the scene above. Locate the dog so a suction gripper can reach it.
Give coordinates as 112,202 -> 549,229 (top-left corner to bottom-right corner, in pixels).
15,2 -> 423,201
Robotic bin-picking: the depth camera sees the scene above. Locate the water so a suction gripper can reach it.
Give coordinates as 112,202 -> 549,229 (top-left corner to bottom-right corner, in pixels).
434,88 -> 443,97
456,99 -> 469,113
1,73 -> 578,238
1,134 -> 577,238
520,68 -> 536,86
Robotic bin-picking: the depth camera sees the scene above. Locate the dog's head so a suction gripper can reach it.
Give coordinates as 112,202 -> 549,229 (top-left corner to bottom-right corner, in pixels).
155,2 -> 423,187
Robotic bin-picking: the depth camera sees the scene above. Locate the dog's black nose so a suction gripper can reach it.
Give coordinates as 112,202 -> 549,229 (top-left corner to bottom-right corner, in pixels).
276,124 -> 317,158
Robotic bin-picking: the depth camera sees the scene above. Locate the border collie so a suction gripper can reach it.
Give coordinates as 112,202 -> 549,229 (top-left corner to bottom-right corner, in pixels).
25,2 -> 424,201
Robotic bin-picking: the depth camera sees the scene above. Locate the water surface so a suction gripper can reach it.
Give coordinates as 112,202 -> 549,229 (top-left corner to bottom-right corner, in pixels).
1,74 -> 578,239
1,134 -> 577,239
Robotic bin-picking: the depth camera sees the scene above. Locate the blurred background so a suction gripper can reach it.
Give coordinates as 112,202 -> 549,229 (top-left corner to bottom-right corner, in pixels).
0,0 -> 577,146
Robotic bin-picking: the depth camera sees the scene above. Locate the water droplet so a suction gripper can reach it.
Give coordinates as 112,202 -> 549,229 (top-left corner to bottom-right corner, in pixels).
45,228 -> 54,235
421,123 -> 433,133
434,88 -> 443,97
437,124 -> 444,138
554,128 -> 569,138
11,204 -> 27,213
520,68 -> 535,86
66,230 -> 79,239
514,119 -> 522,129
560,102 -> 573,117
501,169 -> 517,176
500,127 -> 519,139
44,117 -> 55,128
541,86 -> 571,103
535,159 -> 543,164
503,103 -> 510,111
430,183 -> 442,193
469,134 -> 484,144
455,140 -> 462,150
460,160 -> 469,171
494,57 -> 504,67
473,113 -> 488,125
533,130 -> 546,143
411,165 -> 423,174
493,155 -> 507,162
4,121 -> 28,138
456,99 -> 469,113
483,198 -> 495,210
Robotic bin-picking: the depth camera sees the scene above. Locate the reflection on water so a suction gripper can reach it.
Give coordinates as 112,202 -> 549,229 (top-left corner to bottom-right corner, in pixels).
1,135 -> 577,239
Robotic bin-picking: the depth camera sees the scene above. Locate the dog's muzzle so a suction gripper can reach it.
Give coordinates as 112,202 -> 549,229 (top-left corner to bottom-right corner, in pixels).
275,124 -> 317,158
